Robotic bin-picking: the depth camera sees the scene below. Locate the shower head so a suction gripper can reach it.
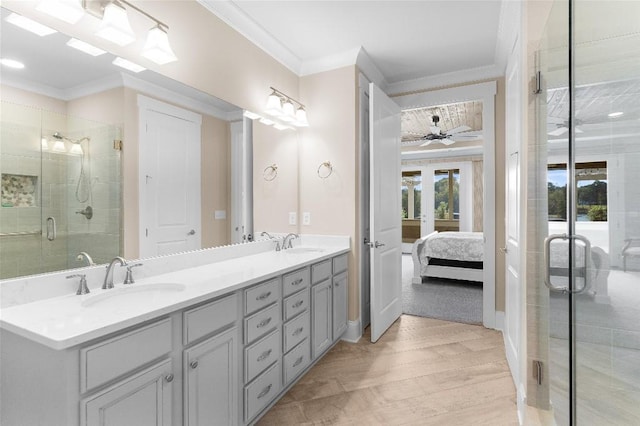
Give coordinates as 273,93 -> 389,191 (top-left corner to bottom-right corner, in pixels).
51,132 -> 90,144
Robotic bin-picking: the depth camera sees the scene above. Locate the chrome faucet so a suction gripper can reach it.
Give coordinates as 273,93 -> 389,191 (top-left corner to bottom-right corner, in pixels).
76,252 -> 95,266
102,256 -> 127,289
260,231 -> 275,239
282,233 -> 300,249
67,274 -> 90,295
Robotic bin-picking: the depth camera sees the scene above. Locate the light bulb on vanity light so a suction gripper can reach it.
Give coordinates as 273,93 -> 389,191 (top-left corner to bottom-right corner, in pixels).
95,1 -> 136,46
37,0 -> 84,24
142,26 -> 177,64
41,138 -> 49,150
265,91 -> 283,116
294,106 -> 309,127
69,143 -> 83,155
52,140 -> 67,153
280,99 -> 295,122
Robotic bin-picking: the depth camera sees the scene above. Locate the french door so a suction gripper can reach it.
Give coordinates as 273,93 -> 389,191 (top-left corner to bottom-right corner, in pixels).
538,0 -> 640,424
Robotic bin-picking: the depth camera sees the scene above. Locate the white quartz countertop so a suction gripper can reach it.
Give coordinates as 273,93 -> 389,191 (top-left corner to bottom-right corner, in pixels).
0,245 -> 349,350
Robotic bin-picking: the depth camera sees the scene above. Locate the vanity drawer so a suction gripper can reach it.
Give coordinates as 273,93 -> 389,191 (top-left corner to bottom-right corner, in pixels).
332,253 -> 348,274
80,318 -> 172,393
245,278 -> 280,315
282,267 -> 310,297
244,361 -> 282,423
283,311 -> 310,353
245,329 -> 281,384
183,293 -> 238,345
283,339 -> 310,386
311,260 -> 332,284
245,302 -> 281,344
283,288 -> 309,321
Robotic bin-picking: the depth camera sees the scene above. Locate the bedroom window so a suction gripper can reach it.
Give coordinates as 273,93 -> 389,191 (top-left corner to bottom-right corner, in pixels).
434,168 -> 460,231
548,161 -> 607,221
402,171 -> 422,243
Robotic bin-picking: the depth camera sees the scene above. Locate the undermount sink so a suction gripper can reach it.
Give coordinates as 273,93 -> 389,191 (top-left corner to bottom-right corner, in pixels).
81,283 -> 186,308
284,247 -> 325,254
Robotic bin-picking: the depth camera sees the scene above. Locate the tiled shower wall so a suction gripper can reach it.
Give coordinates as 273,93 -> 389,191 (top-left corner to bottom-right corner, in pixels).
0,101 -> 122,279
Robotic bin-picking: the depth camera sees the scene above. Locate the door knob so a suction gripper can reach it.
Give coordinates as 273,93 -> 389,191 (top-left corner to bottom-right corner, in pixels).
187,229 -> 196,236
374,241 -> 385,248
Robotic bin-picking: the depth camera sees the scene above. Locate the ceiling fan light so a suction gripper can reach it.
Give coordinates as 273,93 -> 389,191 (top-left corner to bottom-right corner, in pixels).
280,99 -> 295,122
95,2 -> 136,46
142,26 -> 177,65
37,0 -> 85,24
265,92 -> 283,116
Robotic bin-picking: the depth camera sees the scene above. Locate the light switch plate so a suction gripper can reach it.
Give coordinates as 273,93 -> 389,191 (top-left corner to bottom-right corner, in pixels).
214,210 -> 226,220
303,212 -> 311,225
289,212 -> 297,225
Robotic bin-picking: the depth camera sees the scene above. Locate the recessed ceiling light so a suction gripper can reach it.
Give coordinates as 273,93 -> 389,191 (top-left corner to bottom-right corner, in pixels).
0,58 -> 25,69
6,13 -> 57,36
608,111 -> 624,118
112,57 -> 146,73
66,38 -> 106,56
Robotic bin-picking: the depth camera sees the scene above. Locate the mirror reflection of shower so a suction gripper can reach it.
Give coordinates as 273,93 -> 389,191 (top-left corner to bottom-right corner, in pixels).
51,132 -> 93,219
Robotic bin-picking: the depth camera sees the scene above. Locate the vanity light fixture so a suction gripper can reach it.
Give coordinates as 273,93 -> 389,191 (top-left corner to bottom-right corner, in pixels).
112,57 -> 146,73
52,140 -> 67,153
36,0 -> 84,24
0,58 -> 26,69
66,38 -> 106,56
142,25 -> 177,64
5,13 -> 57,36
69,142 -> 84,155
265,87 -> 309,127
95,1 -> 136,46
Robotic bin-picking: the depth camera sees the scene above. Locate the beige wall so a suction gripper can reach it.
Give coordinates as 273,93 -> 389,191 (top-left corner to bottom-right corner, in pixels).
299,66 -> 359,321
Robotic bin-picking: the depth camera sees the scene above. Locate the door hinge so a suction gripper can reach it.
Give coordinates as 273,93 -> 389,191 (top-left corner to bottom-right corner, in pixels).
533,71 -> 542,95
533,360 -> 543,385
113,139 -> 123,151
145,228 -> 149,237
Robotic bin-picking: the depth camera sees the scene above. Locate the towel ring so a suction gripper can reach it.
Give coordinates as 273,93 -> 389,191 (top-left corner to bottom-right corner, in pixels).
263,164 -> 278,181
317,161 -> 333,179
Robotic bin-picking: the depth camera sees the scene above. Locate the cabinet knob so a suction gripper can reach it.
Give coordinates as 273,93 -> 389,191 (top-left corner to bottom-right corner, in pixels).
190,360 -> 199,369
165,374 -> 174,382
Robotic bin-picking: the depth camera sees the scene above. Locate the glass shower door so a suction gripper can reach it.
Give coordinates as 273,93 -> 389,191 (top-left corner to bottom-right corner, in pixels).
539,0 -> 640,424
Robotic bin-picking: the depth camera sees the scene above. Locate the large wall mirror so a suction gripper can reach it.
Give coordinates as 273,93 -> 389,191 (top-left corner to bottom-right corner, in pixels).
0,6 -> 299,280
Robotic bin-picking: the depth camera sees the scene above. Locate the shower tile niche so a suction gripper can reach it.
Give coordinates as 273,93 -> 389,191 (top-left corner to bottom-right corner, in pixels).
1,174 -> 38,207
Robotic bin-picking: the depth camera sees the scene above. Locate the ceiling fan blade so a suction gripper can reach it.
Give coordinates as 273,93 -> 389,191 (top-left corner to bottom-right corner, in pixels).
419,140 -> 433,147
446,125 -> 471,135
548,126 -> 569,136
547,116 -> 567,125
440,138 -> 456,146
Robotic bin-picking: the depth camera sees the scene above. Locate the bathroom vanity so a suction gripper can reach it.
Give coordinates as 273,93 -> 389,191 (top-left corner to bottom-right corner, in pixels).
0,237 -> 350,425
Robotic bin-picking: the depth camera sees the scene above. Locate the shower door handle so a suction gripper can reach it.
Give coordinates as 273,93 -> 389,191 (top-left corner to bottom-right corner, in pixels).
46,217 -> 56,241
544,233 -> 591,294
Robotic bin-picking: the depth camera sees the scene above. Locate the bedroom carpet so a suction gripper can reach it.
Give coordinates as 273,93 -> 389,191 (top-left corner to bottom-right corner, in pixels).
402,254 -> 483,324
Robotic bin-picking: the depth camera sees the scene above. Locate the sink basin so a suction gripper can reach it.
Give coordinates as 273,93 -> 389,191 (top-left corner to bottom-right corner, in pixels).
81,283 -> 186,308
284,247 -> 325,254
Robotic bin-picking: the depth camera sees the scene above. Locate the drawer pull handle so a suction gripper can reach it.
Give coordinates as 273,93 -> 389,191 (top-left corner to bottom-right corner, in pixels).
292,300 -> 304,309
257,349 -> 273,362
257,384 -> 273,399
293,356 -> 304,367
165,374 -> 174,382
256,291 -> 272,301
292,327 -> 304,337
190,361 -> 199,369
292,278 -> 304,286
257,317 -> 272,328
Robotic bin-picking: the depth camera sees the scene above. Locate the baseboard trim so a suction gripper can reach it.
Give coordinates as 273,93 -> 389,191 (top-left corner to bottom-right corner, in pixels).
495,310 -> 505,331
341,319 -> 362,343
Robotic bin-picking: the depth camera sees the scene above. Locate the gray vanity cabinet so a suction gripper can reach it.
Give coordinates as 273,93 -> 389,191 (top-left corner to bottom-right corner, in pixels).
311,279 -> 333,358
184,327 -> 239,426
332,271 -> 348,338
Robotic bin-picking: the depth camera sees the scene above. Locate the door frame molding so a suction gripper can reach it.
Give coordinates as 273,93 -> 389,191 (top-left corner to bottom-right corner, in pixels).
393,81 -> 498,329
137,94 -> 202,257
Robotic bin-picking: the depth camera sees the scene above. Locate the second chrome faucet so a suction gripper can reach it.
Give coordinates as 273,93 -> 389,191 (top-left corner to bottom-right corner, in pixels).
102,256 -> 127,290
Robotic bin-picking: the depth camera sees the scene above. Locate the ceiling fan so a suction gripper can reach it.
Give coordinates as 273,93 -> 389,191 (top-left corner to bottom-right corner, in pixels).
403,115 -> 481,146
547,116 -> 584,136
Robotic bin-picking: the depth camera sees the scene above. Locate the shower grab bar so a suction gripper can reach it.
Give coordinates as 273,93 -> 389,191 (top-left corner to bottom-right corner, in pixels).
0,230 -> 43,237
543,233 -> 591,294
46,217 -> 56,241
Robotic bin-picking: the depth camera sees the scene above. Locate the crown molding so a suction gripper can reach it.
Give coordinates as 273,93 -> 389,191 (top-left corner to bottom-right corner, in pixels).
386,64 -> 503,96
356,47 -> 387,90
494,0 -> 522,74
300,47 -> 360,76
1,76 -> 68,101
197,0 -> 302,75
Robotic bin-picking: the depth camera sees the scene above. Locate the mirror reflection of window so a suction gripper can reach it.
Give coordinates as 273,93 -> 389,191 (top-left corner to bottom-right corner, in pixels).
401,171 -> 422,243
547,161 -> 608,222
434,169 -> 460,231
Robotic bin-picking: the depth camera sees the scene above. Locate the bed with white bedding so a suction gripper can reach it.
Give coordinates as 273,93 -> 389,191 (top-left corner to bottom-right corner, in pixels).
411,231 -> 484,284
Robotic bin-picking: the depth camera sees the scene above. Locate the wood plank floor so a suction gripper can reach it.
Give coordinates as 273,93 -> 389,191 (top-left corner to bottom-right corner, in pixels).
257,314 -> 518,425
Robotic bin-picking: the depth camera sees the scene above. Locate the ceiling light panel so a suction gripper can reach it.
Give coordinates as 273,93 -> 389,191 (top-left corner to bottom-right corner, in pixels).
6,13 -> 57,36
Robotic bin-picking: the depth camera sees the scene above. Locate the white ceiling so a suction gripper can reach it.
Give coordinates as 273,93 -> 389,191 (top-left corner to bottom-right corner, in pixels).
202,0 -> 504,85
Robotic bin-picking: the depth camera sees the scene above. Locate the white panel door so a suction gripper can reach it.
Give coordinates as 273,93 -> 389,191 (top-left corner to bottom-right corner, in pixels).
139,96 -> 201,257
369,83 -> 402,343
504,39 -> 522,387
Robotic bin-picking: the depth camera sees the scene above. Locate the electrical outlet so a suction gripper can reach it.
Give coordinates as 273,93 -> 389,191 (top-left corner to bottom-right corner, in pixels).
289,212 -> 297,225
214,210 -> 226,220
303,212 -> 311,225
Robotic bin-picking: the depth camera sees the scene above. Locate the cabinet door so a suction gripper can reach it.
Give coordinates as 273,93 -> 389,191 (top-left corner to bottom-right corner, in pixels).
82,359 -> 172,426
332,271 -> 348,340
311,279 -> 332,359
184,327 -> 238,426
